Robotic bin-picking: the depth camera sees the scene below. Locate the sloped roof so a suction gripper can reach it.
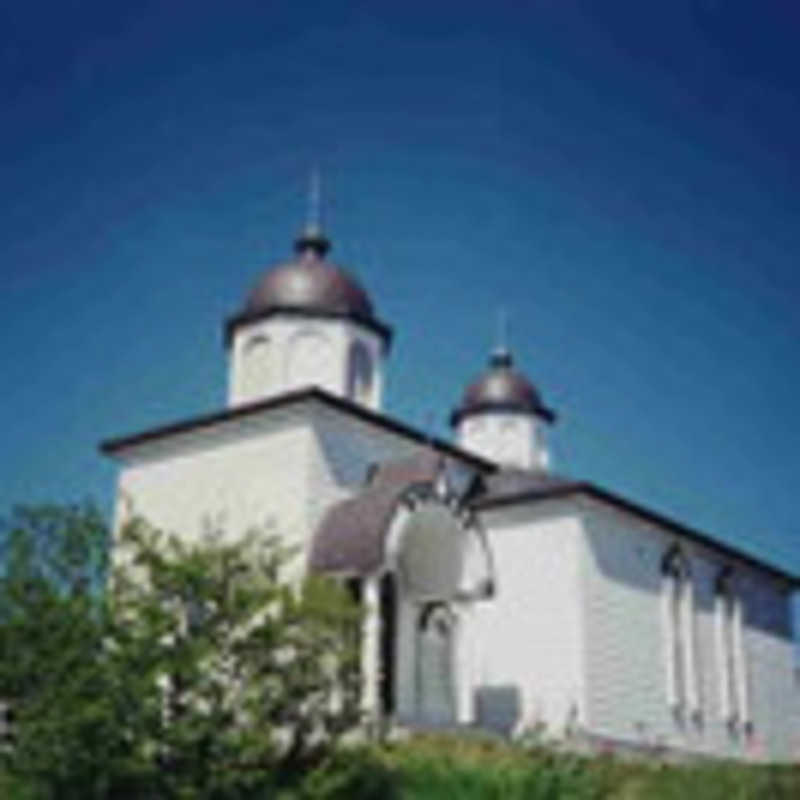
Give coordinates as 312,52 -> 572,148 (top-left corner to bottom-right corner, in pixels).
309,451 -> 445,575
471,470 -> 799,586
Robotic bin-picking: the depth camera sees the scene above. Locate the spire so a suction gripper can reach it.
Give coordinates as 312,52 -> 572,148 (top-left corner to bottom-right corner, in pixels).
294,167 -> 331,256
490,307 -> 512,367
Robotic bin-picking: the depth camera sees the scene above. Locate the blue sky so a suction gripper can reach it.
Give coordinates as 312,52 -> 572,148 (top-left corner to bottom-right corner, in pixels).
1,1 -> 798,584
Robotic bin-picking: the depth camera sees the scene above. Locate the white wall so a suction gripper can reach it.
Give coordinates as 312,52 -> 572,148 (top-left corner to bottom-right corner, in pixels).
112,406 -> 317,578
457,412 -> 549,470
577,497 -> 798,761
111,399 -> 446,575
469,501 -> 585,737
304,403 -> 426,536
228,315 -> 384,410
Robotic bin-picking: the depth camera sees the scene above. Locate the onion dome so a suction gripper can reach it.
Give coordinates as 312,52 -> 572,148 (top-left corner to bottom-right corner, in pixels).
225,224 -> 392,346
450,348 -> 556,427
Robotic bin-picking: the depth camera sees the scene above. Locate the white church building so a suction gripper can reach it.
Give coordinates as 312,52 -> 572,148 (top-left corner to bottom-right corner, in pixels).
102,218 -> 798,761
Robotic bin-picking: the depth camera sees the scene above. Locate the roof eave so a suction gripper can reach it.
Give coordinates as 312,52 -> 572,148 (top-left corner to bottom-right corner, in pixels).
99,387 -> 494,472
450,402 -> 557,428
472,482 -> 799,587
223,306 -> 393,350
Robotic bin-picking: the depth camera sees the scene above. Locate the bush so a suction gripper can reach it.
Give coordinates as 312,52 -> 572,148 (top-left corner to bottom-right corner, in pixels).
0,505 -> 362,799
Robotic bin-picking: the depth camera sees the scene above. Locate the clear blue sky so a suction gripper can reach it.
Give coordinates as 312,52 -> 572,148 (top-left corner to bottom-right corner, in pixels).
2,2 -> 798,583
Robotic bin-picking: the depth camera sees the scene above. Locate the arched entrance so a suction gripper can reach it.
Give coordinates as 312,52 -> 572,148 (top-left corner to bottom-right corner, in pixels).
310,452 -> 495,728
384,490 -> 493,726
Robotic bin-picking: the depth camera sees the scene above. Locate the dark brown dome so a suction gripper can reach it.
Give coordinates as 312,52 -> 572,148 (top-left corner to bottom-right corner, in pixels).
450,349 -> 555,426
225,228 -> 391,345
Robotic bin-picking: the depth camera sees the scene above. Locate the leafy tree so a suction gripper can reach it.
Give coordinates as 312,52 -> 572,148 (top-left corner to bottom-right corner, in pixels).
0,504 -> 362,799
0,503 -> 150,799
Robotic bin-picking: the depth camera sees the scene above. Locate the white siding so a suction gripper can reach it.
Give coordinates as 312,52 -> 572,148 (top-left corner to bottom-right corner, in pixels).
578,498 -> 798,761
304,404 -> 429,538
470,501 -> 585,737
457,412 -> 549,471
111,399 -> 464,575
228,315 -> 384,410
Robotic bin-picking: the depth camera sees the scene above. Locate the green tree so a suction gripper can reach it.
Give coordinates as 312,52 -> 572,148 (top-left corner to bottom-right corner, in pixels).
0,503 -> 150,799
0,504 -> 362,799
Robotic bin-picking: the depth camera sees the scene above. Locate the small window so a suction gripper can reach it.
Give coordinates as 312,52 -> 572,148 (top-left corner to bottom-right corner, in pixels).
240,335 -> 273,396
347,341 -> 374,404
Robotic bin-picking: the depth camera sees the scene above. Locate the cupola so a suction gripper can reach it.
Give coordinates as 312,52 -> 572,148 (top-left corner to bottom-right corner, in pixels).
451,348 -> 555,470
225,185 -> 392,409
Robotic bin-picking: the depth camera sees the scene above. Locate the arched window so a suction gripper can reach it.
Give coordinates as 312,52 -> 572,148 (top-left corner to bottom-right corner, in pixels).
661,547 -> 699,715
240,335 -> 273,398
286,330 -> 336,391
347,341 -> 373,405
715,569 -> 750,727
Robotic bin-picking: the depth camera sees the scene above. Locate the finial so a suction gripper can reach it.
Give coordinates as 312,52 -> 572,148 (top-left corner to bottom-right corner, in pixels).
491,308 -> 512,367
307,166 -> 322,234
295,167 -> 331,256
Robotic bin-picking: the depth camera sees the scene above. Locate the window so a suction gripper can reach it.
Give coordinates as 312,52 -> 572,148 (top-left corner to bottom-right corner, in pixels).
715,570 -> 750,727
287,330 -> 336,391
661,547 -> 700,715
347,341 -> 374,404
240,334 -> 273,397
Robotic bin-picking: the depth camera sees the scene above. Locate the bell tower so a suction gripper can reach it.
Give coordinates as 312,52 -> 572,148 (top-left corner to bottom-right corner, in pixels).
450,347 -> 555,470
224,178 -> 392,409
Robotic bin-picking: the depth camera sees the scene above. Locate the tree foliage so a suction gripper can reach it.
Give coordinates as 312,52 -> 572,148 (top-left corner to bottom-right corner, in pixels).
0,504 -> 361,799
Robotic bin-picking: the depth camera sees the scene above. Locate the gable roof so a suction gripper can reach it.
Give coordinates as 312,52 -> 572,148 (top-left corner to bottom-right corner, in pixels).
472,473 -> 799,586
99,386 -> 494,470
99,391 -> 797,587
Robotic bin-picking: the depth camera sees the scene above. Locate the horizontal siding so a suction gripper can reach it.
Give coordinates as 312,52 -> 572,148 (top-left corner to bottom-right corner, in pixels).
471,503 -> 585,736
580,500 -> 797,760
116,411 -> 314,573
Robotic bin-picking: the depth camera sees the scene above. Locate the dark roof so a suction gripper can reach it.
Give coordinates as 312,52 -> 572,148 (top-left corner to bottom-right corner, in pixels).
477,467 -> 581,500
451,349 -> 555,426
472,472 -> 799,586
224,229 -> 392,346
309,451 -> 443,574
99,386 -> 495,471
99,391 -> 797,586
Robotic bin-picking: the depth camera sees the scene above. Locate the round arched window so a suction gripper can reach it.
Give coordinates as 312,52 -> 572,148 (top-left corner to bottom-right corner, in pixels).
241,335 -> 273,397
287,330 -> 336,392
347,341 -> 374,404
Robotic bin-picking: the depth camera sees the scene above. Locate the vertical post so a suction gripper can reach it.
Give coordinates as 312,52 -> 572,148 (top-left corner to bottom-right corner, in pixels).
361,574 -> 381,724
455,604 -> 475,725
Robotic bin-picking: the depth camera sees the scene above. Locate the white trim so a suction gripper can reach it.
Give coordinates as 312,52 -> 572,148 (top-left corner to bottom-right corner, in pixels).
732,594 -> 750,725
682,577 -> 700,715
661,571 -> 679,708
714,592 -> 733,722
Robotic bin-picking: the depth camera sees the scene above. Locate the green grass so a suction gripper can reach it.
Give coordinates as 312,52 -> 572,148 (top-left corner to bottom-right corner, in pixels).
299,733 -> 800,800
3,732 -> 799,799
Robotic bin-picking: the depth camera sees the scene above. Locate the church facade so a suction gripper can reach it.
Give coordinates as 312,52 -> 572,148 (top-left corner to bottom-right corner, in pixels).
102,221 -> 798,761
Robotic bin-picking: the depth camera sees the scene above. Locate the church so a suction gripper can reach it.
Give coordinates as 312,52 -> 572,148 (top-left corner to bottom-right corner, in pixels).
101,213 -> 798,762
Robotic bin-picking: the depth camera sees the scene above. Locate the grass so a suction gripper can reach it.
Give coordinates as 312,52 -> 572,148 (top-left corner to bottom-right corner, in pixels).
3,732 -> 799,799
